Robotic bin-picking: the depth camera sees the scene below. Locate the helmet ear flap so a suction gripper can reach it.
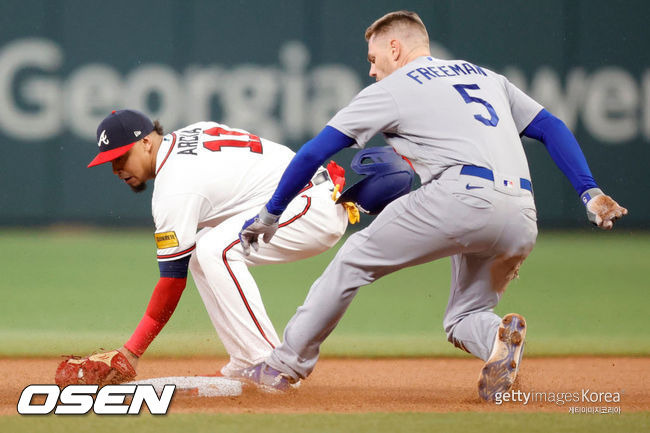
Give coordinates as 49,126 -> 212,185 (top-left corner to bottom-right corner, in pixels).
336,147 -> 414,215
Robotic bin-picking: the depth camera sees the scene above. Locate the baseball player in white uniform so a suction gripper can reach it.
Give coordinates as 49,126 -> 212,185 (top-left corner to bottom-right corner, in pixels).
238,11 -> 627,400
87,110 -> 348,378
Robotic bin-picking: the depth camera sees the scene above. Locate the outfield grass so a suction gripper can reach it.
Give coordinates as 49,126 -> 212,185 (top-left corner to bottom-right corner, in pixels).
0,229 -> 648,357
1,412 -> 648,433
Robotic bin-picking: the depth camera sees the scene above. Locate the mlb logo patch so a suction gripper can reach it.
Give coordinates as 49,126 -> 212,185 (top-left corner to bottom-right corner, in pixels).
494,172 -> 522,196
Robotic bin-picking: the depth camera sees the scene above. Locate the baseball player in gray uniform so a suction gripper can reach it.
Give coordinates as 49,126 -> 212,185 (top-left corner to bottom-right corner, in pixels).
238,10 -> 627,400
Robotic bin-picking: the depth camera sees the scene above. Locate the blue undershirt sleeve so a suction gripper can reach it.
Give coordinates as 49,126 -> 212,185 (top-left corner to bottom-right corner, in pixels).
522,109 -> 598,196
158,255 -> 191,279
265,126 -> 356,215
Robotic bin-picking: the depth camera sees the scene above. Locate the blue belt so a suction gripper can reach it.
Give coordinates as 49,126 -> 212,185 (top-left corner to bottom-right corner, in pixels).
460,165 -> 532,192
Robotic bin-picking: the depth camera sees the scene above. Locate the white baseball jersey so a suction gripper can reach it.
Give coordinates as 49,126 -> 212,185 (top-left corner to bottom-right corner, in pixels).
150,121 -> 348,376
152,122 -> 295,260
328,56 -> 543,184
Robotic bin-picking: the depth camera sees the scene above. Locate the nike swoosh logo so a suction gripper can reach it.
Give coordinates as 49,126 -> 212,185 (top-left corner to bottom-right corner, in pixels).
465,184 -> 484,190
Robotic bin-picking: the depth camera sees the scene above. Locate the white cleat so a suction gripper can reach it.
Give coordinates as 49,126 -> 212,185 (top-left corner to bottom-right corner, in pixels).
238,362 -> 299,394
478,313 -> 527,402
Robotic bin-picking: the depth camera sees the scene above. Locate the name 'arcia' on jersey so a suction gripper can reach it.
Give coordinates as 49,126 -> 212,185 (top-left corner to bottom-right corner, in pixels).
176,128 -> 201,156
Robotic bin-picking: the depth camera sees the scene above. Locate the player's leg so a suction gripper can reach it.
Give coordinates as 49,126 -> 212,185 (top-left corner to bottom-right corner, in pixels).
443,249 -> 532,402
189,247 -> 259,373
442,254 -> 503,361
189,218 -> 282,377
253,181 -> 348,265
442,195 -> 537,361
267,179 -> 492,380
443,254 -> 521,361
189,185 -> 346,377
441,193 -> 537,401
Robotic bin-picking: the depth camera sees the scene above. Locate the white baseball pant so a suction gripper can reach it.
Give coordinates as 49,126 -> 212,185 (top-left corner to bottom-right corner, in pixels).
188,179 -> 347,376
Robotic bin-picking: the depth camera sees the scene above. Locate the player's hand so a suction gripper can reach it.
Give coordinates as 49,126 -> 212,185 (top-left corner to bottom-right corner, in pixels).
55,349 -> 137,387
581,188 -> 628,230
239,206 -> 281,256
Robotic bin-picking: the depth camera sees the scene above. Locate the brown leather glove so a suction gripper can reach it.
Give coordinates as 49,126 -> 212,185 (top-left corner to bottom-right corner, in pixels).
55,350 -> 136,387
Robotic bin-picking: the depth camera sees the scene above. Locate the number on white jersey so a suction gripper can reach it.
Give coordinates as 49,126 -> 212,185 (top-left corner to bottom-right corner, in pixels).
203,126 -> 263,154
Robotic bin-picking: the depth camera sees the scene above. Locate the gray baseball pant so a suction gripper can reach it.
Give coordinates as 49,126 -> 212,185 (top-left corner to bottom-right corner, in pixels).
268,165 -> 538,380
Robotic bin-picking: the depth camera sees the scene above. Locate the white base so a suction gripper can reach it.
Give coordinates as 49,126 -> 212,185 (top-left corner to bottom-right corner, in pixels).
127,376 -> 242,397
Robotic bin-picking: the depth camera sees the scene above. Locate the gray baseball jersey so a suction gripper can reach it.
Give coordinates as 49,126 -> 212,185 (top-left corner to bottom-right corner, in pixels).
328,56 -> 542,184
268,56 -> 542,380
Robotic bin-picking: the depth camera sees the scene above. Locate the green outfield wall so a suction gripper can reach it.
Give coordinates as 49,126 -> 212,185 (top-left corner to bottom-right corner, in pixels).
0,0 -> 647,227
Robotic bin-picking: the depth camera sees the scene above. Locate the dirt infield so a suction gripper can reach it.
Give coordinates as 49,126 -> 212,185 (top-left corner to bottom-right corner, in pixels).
2,356 -> 648,414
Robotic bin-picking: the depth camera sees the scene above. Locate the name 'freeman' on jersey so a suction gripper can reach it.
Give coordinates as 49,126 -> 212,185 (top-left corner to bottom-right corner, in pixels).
406,60 -> 487,84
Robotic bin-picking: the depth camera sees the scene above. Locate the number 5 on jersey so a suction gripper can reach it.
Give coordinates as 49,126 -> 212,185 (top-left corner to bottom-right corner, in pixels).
453,84 -> 499,127
203,126 -> 263,154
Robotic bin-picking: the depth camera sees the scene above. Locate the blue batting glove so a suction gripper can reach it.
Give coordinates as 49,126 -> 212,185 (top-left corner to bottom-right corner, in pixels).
239,206 -> 281,256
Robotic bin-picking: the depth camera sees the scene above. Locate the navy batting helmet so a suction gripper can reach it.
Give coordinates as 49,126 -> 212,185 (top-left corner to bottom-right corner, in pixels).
336,147 -> 415,215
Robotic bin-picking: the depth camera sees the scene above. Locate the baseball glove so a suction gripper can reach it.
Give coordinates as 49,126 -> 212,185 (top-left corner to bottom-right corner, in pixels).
55,350 -> 136,387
